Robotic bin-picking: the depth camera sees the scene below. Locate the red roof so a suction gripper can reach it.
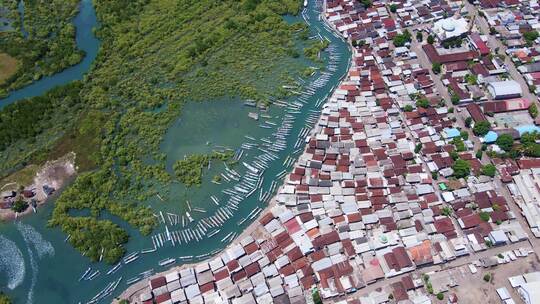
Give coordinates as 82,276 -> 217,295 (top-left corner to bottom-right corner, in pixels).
470,33 -> 490,55
200,281 -> 215,294
460,214 -> 482,229
284,218 -> 301,234
518,159 -> 540,169
231,269 -> 247,282
244,262 -> 261,277
466,103 -> 487,122
214,268 -> 229,281
393,247 -> 413,269
155,292 -> 171,304
150,276 -> 166,289
226,260 -> 240,272
422,44 -> 478,64
483,99 -> 531,113
434,217 -> 455,234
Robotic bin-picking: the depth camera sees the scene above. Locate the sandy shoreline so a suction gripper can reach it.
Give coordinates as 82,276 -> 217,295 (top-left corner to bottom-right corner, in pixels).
0,153 -> 76,221
115,3 -> 350,302
116,195 -> 280,302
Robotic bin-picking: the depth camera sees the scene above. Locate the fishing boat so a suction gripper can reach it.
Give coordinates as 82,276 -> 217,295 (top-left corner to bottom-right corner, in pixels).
140,269 -> 154,279
123,253 -> 140,264
186,212 -> 194,222
248,112 -> 259,120
87,270 -> 100,281
237,217 -> 247,226
207,229 -> 220,238
221,232 -> 233,242
88,276 -> 122,303
126,276 -> 141,285
193,207 -> 206,213
158,257 -> 176,267
79,267 -> 91,281
106,262 -> 122,275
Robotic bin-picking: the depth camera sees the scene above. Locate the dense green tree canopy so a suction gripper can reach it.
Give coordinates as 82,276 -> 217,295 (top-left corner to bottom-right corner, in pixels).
473,121 -> 491,136
496,134 -> 514,152
452,159 -> 470,178
392,30 -> 411,47
480,164 -> 496,177
1,0 -> 318,263
0,0 -> 83,96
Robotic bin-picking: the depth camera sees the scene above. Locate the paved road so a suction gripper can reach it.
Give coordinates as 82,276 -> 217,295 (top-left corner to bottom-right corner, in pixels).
410,33 -> 484,154
465,4 -> 540,256
328,6 -> 540,304
329,240 -> 532,302
466,4 -> 538,104
409,5 -> 540,258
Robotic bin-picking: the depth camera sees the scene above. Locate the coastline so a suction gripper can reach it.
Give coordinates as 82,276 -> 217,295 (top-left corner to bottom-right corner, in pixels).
116,2 -> 353,302
0,153 -> 76,221
0,0 -> 356,303
116,195 -> 280,302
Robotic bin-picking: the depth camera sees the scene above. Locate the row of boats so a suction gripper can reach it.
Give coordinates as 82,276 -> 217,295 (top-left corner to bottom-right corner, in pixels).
143,18 -> 343,252
78,3 -> 345,304
85,276 -> 122,304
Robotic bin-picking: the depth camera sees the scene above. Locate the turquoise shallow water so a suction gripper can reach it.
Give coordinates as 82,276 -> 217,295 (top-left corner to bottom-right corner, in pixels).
0,1 -> 351,303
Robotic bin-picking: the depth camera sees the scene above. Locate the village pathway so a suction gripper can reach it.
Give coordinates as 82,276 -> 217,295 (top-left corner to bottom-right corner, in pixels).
466,3 -> 538,104
410,9 -> 540,258
328,240 -> 531,303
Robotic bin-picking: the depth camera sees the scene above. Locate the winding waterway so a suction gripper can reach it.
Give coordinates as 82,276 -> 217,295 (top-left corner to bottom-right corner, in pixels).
0,0 -> 99,108
0,0 -> 350,303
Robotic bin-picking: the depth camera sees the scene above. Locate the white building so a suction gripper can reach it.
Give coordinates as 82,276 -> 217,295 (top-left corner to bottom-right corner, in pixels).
509,272 -> 540,304
432,17 -> 469,41
487,80 -> 523,100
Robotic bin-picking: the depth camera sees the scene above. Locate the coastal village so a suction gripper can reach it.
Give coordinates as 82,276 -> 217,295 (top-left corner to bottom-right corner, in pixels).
118,0 -> 540,303
0,153 -> 76,220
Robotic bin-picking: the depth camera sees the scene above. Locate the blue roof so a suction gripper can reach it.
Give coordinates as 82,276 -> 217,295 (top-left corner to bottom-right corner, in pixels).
444,128 -> 461,138
515,125 -> 540,136
484,131 -> 498,143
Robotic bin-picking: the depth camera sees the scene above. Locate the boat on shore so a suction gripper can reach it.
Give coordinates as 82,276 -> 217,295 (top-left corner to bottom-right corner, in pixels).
140,269 -> 154,278
141,246 -> 157,254
243,100 -> 256,107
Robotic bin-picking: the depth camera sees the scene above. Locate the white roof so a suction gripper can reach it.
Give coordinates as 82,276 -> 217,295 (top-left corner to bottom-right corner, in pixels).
519,281 -> 540,303
442,192 -> 455,202
433,17 -> 469,40
496,287 -> 511,300
523,271 -> 540,283
165,271 -> 180,283
509,275 -> 526,288
487,80 -> 523,98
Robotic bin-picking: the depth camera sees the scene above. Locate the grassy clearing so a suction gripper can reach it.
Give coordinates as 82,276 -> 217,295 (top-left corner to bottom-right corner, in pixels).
0,164 -> 38,190
0,52 -> 18,84
46,111 -> 106,172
